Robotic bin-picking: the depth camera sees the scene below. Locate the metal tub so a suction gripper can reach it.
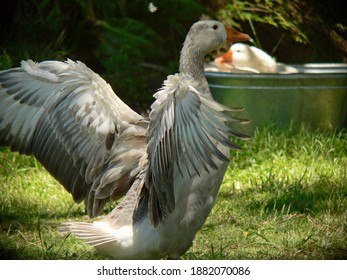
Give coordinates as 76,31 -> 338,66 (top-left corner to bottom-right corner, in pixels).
206,63 -> 347,134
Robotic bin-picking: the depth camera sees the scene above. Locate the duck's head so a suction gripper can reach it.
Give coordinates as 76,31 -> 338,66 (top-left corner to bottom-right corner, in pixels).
230,43 -> 253,65
185,20 -> 250,55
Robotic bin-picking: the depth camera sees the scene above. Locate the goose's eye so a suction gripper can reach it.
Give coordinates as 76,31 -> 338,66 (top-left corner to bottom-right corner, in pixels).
212,24 -> 219,30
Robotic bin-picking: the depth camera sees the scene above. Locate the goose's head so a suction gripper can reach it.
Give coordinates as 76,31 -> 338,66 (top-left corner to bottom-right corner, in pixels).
180,20 -> 249,78
184,20 -> 250,55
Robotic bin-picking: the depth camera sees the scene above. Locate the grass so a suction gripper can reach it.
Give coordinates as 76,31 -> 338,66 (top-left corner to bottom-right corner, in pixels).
0,126 -> 346,259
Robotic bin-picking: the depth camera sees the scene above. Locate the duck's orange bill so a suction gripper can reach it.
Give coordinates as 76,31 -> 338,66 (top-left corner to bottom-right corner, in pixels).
225,27 -> 250,43
215,50 -> 233,64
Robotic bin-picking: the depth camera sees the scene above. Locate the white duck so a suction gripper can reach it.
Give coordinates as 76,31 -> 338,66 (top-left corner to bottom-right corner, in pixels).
230,43 -> 277,73
0,20 -> 249,259
205,43 -> 278,73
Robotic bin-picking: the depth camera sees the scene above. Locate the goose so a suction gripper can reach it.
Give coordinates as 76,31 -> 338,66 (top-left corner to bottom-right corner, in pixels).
0,20 -> 250,259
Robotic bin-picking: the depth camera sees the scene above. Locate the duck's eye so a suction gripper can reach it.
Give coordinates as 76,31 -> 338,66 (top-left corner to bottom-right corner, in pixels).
212,24 -> 219,30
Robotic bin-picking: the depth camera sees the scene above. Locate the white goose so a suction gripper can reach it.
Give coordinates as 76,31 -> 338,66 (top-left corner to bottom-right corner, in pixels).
0,20 -> 249,259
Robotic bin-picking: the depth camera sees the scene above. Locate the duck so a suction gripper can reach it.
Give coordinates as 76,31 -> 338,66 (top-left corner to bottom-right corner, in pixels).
206,43 -> 299,74
0,20 -> 250,259
205,43 -> 277,73
229,43 -> 278,73
205,43 -> 266,74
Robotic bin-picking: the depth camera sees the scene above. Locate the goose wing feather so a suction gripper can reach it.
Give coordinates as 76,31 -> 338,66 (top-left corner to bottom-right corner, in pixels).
0,59 -> 147,217
145,74 -> 247,226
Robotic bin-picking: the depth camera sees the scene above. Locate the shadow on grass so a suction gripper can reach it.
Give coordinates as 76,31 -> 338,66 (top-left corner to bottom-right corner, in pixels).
245,174 -> 346,216
0,247 -> 21,260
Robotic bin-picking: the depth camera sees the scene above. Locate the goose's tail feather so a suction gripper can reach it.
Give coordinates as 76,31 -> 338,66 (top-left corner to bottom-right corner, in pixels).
58,222 -> 120,247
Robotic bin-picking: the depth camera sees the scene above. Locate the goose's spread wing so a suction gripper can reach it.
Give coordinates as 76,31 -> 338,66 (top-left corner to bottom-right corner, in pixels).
145,74 -> 248,226
0,59 -> 147,217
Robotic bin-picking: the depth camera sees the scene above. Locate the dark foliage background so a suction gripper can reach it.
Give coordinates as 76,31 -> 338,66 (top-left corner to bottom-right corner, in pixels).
0,0 -> 346,110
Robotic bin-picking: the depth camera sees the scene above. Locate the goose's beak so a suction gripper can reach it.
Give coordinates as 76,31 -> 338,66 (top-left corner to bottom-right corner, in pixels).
225,27 -> 250,43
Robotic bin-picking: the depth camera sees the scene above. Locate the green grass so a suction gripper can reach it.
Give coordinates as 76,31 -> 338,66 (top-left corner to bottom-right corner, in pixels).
1,126 -> 346,259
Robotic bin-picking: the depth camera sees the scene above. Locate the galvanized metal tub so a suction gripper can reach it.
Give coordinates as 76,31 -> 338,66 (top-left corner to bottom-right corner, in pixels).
206,63 -> 347,134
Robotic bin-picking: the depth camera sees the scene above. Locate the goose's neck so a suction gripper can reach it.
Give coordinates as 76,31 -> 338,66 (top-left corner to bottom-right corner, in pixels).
179,39 -> 206,83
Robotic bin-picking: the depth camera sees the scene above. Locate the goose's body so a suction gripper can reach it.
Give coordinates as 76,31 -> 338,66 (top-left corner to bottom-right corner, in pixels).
0,20 -> 249,259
